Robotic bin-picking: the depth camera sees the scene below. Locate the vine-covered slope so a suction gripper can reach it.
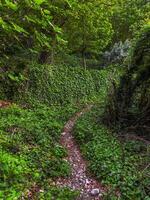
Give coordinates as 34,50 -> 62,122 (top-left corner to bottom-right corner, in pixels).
1,64 -> 119,105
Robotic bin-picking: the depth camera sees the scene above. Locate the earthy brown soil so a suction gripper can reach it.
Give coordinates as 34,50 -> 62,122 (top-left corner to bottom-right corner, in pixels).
0,100 -> 11,108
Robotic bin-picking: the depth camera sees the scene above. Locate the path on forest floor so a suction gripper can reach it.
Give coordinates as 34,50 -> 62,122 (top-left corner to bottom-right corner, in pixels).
1,101 -> 105,199
54,105 -> 105,200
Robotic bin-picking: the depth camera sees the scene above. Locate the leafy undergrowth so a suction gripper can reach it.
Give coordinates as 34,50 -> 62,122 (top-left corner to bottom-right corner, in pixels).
11,64 -> 120,106
74,106 -> 150,200
0,65 -> 123,199
0,103 -> 79,200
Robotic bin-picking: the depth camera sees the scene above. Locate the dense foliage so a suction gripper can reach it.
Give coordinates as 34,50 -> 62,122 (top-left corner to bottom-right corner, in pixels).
0,0 -> 149,70
74,106 -> 150,199
0,0 -> 150,199
0,104 -> 79,199
0,0 -> 113,69
0,62 -> 120,104
111,0 -> 150,41
0,64 -> 120,199
105,25 -> 150,139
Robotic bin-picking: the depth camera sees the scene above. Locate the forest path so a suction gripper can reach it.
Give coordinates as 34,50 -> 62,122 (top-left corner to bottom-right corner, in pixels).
54,105 -> 105,200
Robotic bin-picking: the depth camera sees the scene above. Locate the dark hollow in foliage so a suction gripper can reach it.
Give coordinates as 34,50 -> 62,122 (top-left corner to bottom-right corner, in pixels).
105,25 -> 150,140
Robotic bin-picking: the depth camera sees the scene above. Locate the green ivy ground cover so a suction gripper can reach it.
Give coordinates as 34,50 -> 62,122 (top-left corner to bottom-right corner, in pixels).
0,64 -> 121,199
13,64 -> 120,106
74,106 -> 150,200
0,103 -> 79,200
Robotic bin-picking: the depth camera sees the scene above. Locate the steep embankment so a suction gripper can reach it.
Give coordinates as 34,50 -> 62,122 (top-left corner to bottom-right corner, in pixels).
0,65 -> 121,199
0,65 -> 118,200
0,104 -> 81,199
1,64 -> 119,105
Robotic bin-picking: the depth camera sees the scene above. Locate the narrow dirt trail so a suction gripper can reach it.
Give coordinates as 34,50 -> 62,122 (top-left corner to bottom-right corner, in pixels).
54,105 -> 105,200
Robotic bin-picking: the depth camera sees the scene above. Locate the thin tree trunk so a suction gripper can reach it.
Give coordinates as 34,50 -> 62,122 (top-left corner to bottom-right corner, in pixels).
38,50 -> 49,64
50,37 -> 56,65
82,51 -> 87,69
82,13 -> 86,69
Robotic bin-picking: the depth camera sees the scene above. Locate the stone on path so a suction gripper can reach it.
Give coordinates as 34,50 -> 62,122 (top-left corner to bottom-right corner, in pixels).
61,132 -> 66,136
90,188 -> 100,196
54,105 -> 105,199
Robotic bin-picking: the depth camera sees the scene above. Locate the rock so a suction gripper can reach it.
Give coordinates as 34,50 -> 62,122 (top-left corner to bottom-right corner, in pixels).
99,193 -> 103,197
102,39 -> 131,65
61,132 -> 66,136
90,188 -> 100,196
85,179 -> 90,185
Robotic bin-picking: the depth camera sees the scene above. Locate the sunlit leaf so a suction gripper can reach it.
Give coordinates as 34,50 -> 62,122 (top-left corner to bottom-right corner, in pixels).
5,0 -> 18,10
11,23 -> 29,35
33,0 -> 45,5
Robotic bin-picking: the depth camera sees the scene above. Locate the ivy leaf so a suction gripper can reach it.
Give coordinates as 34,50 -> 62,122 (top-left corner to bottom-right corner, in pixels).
65,0 -> 72,8
54,26 -> 62,34
33,0 -> 45,5
0,17 -> 5,26
56,35 -> 67,45
11,22 -> 29,35
5,0 -> 18,11
25,15 -> 37,24
8,73 -> 18,82
43,9 -> 50,15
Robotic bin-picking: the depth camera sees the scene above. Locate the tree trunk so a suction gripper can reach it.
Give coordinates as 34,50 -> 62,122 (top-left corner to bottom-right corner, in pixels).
38,50 -> 49,64
50,37 -> 56,65
82,13 -> 86,69
82,51 -> 87,69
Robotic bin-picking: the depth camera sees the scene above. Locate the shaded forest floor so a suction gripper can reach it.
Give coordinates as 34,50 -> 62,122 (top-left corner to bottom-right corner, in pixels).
0,100 -> 149,199
54,105 -> 105,200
